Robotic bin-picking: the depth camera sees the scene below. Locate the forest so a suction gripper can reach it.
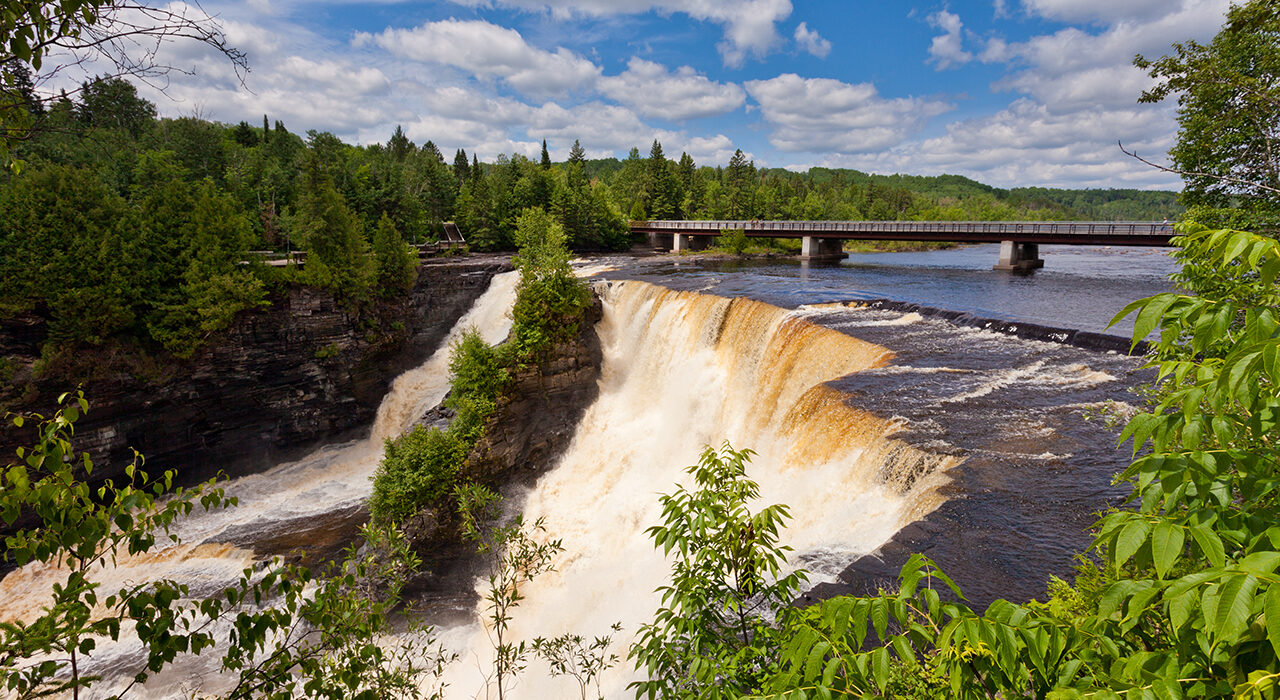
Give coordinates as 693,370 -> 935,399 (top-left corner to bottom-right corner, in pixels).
0,71 -> 1182,365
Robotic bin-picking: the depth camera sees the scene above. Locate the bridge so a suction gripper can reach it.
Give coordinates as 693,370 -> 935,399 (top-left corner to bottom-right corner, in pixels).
629,220 -> 1175,270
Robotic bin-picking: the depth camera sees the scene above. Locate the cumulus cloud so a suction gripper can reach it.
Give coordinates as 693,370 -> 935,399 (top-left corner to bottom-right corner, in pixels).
354,18 -> 601,99
816,98 -> 1181,188
677,134 -> 750,165
927,10 -> 972,69
745,74 -> 952,153
1019,0 -> 1180,24
598,58 -> 745,120
793,22 -> 831,58
442,0 -> 794,66
987,0 -> 1230,111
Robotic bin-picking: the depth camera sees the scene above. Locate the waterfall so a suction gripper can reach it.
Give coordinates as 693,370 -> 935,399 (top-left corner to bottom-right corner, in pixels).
441,280 -> 958,699
0,271 -> 521,697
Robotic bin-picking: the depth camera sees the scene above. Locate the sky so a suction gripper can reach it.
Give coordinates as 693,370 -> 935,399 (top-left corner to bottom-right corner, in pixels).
79,0 -> 1237,189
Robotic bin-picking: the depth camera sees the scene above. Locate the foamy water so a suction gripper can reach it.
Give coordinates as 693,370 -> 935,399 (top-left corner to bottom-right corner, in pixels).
440,282 -> 958,699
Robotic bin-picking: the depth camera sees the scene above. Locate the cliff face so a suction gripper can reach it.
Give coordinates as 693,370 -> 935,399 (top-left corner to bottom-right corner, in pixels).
402,293 -> 605,573
0,260 -> 509,485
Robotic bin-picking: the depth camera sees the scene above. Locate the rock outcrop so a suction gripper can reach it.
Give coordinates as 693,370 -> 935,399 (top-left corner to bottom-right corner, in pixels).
400,292 -> 605,596
0,259 -> 509,486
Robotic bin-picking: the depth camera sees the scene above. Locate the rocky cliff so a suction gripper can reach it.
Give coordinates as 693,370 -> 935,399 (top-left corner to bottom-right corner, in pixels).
401,292 -> 605,598
0,259 -> 509,486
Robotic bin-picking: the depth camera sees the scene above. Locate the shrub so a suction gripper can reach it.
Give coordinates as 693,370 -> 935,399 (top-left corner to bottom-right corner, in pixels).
369,425 -> 469,526
714,227 -> 748,255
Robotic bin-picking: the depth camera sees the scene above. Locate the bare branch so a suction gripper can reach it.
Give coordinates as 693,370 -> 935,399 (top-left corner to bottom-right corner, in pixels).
1118,140 -> 1280,196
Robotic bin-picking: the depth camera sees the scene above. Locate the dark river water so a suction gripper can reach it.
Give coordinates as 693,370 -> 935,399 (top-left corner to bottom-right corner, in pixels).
609,243 -> 1178,335
589,243 -> 1177,607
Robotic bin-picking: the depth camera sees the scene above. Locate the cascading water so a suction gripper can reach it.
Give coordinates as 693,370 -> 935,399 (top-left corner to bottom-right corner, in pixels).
0,271 -> 520,698
440,281 -> 959,699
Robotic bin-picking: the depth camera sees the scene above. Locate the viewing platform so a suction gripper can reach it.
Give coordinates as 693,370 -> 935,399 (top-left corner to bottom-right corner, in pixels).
629,220 -> 1176,270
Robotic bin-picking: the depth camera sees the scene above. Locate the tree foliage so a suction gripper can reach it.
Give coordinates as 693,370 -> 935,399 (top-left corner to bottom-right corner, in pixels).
1,393 -> 445,699
1136,0 -> 1280,228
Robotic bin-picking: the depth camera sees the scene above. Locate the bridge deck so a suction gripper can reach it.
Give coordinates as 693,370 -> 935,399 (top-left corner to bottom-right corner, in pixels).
631,220 -> 1175,247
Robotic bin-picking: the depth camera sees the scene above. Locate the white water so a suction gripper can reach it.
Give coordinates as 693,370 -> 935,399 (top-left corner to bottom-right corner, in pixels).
440,281 -> 957,699
0,271 -> 520,697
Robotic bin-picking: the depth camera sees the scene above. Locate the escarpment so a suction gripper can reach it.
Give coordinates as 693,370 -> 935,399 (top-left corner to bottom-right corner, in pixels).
0,260 -> 509,486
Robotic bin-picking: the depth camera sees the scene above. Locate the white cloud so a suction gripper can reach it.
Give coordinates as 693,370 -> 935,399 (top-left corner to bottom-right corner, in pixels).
987,0 -> 1230,111
355,18 -> 601,99
745,74 -> 952,153
598,58 -> 745,120
1019,0 -> 1180,24
442,0 -> 794,66
677,134 -> 750,165
927,10 -> 972,69
793,22 -> 831,58
815,98 -> 1181,188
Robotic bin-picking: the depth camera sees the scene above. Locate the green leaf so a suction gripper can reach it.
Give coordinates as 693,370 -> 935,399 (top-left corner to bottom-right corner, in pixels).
1265,585 -> 1280,657
1151,522 -> 1185,579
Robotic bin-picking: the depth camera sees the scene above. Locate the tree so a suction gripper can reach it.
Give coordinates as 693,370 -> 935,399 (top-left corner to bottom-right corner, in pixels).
725,149 -> 757,219
372,212 -> 417,296
0,0 -> 247,168
453,148 -> 470,187
1135,0 -> 1280,227
568,139 -> 586,166
0,393 -> 449,700
644,139 -> 678,220
387,125 -> 412,161
630,443 -> 807,699
296,157 -> 374,302
540,138 -> 551,170
73,75 -> 156,137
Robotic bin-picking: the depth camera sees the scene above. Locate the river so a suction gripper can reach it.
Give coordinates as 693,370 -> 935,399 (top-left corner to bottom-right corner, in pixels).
0,243 -> 1176,698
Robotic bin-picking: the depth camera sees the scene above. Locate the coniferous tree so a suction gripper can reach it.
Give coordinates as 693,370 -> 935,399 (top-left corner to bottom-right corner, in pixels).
387,125 -> 412,161
296,155 -> 374,302
454,148 -> 470,187
725,149 -> 757,219
540,139 -> 552,170
568,139 -> 586,166
645,139 -> 678,219
372,212 -> 417,296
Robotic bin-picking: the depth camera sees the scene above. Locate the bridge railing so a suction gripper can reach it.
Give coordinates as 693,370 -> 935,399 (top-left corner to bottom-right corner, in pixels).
632,220 -> 1173,237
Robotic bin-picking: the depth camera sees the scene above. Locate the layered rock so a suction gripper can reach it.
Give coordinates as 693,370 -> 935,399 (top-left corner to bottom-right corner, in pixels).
0,259 -> 509,486
401,292 -> 605,590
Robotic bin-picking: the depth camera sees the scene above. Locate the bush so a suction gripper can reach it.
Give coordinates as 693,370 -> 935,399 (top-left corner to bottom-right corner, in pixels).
510,208 -> 591,363
445,329 -> 508,441
369,425 -> 469,526
713,227 -> 748,255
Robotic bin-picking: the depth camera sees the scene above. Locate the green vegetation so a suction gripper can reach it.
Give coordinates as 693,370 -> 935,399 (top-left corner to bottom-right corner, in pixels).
0,393 -> 446,699
368,328 -> 507,527
509,208 -> 593,363
370,209 -> 587,527
1136,0 -> 1280,230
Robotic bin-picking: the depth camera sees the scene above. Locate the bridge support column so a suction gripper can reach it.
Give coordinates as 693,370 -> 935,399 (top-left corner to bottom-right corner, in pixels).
648,232 -> 673,251
994,241 -> 1044,271
801,236 -> 847,261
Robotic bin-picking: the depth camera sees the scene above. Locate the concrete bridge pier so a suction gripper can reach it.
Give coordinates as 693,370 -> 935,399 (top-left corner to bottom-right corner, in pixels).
672,233 -> 711,253
801,236 -> 847,261
994,241 -> 1044,271
648,232 -> 674,251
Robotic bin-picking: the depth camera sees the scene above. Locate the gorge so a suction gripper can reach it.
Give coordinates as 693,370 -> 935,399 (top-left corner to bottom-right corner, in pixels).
0,247 -> 1156,697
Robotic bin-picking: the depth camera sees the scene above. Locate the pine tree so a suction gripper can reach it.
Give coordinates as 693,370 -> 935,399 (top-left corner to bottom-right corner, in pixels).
296,156 -> 374,302
645,140 -> 678,219
540,139 -> 552,170
453,148 -> 470,187
262,114 -> 270,143
372,212 -> 417,296
725,149 -> 757,219
388,125 -> 412,161
568,139 -> 586,166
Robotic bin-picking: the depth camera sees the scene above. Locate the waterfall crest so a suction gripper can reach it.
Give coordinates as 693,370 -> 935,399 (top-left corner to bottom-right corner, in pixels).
443,280 -> 958,699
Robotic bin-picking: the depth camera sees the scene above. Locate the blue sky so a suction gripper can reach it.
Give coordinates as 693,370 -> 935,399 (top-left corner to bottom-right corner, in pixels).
100,0 -> 1234,189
